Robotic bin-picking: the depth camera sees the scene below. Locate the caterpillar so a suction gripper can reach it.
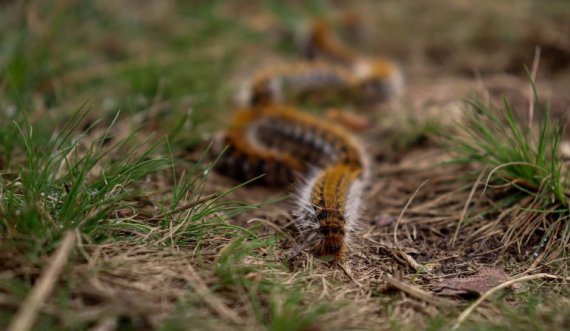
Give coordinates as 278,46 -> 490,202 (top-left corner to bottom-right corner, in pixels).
300,18 -> 405,103
216,16 -> 399,261
215,105 -> 368,181
294,163 -> 364,258
238,58 -> 402,107
215,105 -> 368,259
214,109 -> 305,186
301,20 -> 357,64
351,57 -> 404,103
237,61 -> 356,107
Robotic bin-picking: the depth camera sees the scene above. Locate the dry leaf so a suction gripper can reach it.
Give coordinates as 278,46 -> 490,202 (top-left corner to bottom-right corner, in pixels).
434,267 -> 511,298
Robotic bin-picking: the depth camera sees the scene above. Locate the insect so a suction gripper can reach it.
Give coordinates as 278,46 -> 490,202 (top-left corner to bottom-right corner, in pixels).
351,57 -> 404,102
237,62 -> 356,107
216,105 -> 368,259
238,59 -> 402,107
217,16 -> 401,261
294,163 -> 364,258
301,19 -> 404,103
301,20 -> 357,64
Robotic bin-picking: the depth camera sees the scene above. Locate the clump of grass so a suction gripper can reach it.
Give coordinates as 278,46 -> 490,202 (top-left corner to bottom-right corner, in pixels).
0,108 -> 170,247
450,84 -> 569,272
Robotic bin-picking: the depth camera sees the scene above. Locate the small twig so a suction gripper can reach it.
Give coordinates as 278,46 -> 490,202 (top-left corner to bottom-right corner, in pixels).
368,239 -> 425,273
451,273 -> 570,330
452,170 -> 485,247
146,193 -> 220,222
8,231 -> 76,331
383,276 -> 454,308
338,262 -> 364,288
399,251 -> 424,272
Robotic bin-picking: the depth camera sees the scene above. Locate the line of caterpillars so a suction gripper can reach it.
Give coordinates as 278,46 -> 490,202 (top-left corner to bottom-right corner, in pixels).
216,18 -> 402,259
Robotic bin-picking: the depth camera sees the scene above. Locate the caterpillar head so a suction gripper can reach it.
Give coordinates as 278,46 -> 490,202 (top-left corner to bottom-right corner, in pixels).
293,193 -> 347,259
316,223 -> 346,258
312,208 -> 348,258
353,58 -> 403,102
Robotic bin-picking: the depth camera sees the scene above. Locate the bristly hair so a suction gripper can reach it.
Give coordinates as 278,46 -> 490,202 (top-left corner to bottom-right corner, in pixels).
216,104 -> 370,259
293,164 -> 365,259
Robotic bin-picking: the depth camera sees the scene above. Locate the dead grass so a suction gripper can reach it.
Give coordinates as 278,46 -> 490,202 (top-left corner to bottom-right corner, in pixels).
1,0 -> 570,330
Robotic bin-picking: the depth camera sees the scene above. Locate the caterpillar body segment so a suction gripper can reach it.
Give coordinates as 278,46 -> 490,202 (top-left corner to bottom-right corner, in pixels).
294,164 -> 364,258
352,58 -> 404,102
251,106 -> 368,170
239,59 -> 403,106
216,105 -> 368,184
240,62 -> 356,107
299,20 -> 405,103
301,20 -> 357,65
215,110 -> 305,186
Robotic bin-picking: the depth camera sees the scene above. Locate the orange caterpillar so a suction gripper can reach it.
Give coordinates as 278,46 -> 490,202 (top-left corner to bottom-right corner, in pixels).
216,105 -> 368,259
215,109 -> 304,186
217,105 -> 367,179
217,16 -> 392,260
301,20 -> 357,64
299,19 -> 404,103
294,164 -> 364,258
237,61 -> 356,107
238,59 -> 402,107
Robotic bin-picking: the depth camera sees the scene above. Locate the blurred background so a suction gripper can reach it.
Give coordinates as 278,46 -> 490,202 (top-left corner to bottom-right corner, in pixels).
1,0 -> 569,147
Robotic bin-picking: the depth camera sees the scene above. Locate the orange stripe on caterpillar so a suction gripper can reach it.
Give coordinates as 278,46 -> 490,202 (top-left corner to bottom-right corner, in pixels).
294,164 -> 364,258
248,105 -> 368,171
216,105 -> 368,184
238,60 -> 402,106
302,20 -> 357,64
299,19 -> 404,103
215,110 -> 305,186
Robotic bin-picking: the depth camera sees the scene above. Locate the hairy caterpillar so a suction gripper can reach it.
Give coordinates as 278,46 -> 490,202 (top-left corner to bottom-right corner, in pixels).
217,16 -> 392,260
299,19 -> 404,102
238,58 -> 402,107
294,164 -> 364,258
351,57 -> 404,102
301,20 -> 357,64
237,61 -> 356,107
216,105 -> 367,179
214,109 -> 305,186
216,105 -> 368,259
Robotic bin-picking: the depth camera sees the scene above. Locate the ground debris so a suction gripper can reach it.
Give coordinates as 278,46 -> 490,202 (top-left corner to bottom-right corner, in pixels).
433,267 -> 512,298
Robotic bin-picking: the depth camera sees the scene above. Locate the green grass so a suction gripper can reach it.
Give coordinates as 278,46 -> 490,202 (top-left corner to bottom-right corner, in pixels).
0,2 -> 337,326
452,93 -> 566,207
2,1 -> 570,330
449,84 -> 569,270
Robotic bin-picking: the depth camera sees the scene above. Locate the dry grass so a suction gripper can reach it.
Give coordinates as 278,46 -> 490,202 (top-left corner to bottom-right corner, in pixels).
1,1 -> 570,330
